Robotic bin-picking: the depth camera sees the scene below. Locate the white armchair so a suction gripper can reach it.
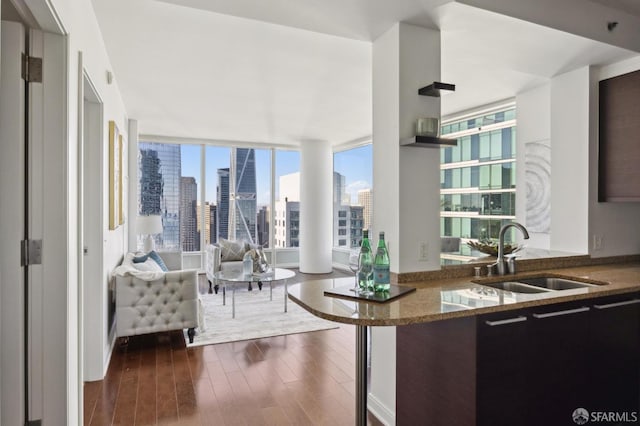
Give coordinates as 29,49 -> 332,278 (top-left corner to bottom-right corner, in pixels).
115,251 -> 199,343
205,242 -> 245,294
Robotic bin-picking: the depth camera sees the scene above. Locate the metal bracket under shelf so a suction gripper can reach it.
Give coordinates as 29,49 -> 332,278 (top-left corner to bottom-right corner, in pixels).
400,135 -> 457,147
418,81 -> 455,97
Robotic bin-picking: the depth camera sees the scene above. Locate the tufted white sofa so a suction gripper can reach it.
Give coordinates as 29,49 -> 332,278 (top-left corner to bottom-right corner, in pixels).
115,251 -> 199,343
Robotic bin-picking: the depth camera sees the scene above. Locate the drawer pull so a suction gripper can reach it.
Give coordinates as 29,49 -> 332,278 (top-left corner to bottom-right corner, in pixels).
485,316 -> 527,326
594,299 -> 640,310
533,307 -> 590,319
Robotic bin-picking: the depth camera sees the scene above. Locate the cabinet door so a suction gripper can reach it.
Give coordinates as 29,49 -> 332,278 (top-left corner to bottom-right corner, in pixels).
528,302 -> 591,425
477,310 -> 529,426
589,293 -> 640,413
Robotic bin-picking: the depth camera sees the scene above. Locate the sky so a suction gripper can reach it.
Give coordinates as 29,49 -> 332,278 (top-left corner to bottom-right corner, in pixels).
180,144 -> 372,206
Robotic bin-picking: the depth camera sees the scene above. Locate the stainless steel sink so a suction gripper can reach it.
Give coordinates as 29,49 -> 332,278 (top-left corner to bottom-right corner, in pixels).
516,277 -> 598,290
480,281 -> 553,294
476,276 -> 601,294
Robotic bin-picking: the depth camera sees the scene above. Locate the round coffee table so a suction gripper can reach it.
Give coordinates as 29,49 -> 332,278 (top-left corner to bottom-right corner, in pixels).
213,268 -> 296,318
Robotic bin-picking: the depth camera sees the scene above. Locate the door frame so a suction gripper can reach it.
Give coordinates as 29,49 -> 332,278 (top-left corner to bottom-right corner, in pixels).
1,0 -> 69,423
79,52 -> 107,382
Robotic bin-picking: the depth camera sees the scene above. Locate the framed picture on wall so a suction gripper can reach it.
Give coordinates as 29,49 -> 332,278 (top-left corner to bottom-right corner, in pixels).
118,133 -> 125,225
109,120 -> 120,230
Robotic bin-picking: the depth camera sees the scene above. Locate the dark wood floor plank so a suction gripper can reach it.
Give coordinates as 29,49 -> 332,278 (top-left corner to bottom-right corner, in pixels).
83,269 -> 394,426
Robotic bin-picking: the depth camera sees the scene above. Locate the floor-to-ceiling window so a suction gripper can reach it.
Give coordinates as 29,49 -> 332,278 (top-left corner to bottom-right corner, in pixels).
333,144 -> 372,248
137,142 -> 281,254
274,150 -> 300,248
440,105 -> 517,264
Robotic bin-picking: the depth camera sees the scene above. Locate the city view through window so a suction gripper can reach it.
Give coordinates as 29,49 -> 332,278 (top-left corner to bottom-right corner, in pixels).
440,106 -> 517,264
137,142 -> 373,252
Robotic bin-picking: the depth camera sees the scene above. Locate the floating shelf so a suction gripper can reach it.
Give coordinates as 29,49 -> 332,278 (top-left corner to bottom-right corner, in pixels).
418,81 -> 455,97
400,135 -> 457,147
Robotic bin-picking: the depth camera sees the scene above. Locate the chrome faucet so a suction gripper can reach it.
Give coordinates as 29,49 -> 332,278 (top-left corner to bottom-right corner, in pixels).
496,222 -> 530,275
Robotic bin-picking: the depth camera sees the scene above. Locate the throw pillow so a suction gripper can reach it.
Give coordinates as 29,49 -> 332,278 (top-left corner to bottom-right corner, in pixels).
147,250 -> 169,271
219,238 -> 247,261
132,250 -> 169,272
132,257 -> 164,273
132,252 -> 149,263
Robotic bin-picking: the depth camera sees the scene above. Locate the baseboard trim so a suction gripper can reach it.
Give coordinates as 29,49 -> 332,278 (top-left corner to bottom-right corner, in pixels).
367,392 -> 395,426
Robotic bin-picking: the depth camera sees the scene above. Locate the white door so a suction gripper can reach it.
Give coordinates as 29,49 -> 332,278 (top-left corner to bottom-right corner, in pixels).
0,19 -> 27,426
1,20 -> 66,424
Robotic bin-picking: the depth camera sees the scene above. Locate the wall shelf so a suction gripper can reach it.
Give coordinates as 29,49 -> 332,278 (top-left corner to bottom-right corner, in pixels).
418,82 -> 455,97
400,135 -> 457,147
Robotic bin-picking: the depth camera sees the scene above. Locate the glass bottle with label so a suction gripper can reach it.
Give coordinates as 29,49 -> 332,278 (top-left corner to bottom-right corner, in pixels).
373,231 -> 390,292
358,230 -> 374,295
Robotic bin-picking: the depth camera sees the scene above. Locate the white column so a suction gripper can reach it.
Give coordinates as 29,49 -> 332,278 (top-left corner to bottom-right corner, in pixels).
299,140 -> 332,273
550,67 -> 590,254
373,23 -> 442,275
369,23 -> 443,425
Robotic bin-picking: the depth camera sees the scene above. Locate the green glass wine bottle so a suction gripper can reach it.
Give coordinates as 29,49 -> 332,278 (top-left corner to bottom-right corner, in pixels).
373,231 -> 390,292
357,230 -> 374,292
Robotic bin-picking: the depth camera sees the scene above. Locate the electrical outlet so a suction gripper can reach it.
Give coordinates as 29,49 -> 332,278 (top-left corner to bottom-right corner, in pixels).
419,242 -> 429,261
593,234 -> 603,251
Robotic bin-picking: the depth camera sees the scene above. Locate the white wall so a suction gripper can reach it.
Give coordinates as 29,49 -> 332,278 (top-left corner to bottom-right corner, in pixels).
589,55 -> 640,257
516,84 -> 551,249
550,67 -> 590,254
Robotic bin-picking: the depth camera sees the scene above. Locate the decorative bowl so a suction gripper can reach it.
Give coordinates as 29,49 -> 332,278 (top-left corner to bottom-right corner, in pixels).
466,240 -> 521,257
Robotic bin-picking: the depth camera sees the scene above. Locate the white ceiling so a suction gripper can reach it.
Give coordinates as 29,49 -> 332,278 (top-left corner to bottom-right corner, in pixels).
91,0 -> 637,147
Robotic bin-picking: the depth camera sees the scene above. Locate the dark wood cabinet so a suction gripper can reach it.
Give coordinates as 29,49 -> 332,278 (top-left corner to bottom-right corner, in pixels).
396,293 -> 640,426
476,310 -> 530,426
599,69 -> 640,202
526,302 -> 591,425
588,292 -> 640,413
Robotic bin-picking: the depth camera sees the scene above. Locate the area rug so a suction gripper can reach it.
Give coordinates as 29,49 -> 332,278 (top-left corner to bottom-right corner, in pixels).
185,285 -> 338,347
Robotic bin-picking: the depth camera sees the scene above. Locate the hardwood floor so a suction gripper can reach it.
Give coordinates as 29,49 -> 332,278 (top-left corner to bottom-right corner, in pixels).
84,269 -> 384,425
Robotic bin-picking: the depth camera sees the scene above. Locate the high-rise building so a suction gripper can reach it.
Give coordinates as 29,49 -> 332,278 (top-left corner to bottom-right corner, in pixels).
274,200 -> 300,248
229,148 -> 257,243
357,188 -> 373,231
138,143 -> 181,250
349,205 -> 364,247
180,177 -> 199,251
209,204 -> 217,244
257,205 -> 269,247
274,172 -> 300,248
333,171 -> 349,205
196,201 -> 213,246
216,168 -> 229,241
440,107 -> 517,263
331,171 -> 364,247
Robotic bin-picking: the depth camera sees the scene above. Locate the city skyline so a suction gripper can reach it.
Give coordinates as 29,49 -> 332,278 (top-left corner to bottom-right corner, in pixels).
181,145 -> 372,205
139,142 -> 372,251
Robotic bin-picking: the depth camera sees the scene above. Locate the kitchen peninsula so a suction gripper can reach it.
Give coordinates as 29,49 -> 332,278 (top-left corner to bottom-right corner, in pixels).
288,258 -> 640,426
